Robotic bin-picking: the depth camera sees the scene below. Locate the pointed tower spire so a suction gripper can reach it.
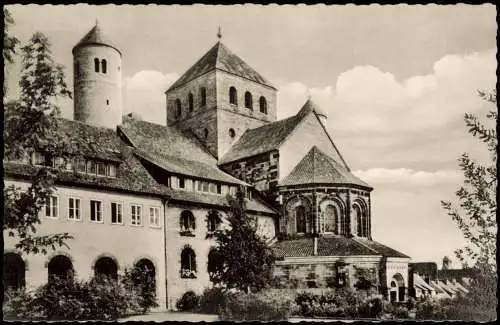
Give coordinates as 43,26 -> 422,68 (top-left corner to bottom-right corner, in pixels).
217,26 -> 222,40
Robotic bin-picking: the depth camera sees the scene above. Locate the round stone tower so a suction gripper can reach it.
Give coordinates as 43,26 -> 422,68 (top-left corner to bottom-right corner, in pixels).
72,21 -> 122,129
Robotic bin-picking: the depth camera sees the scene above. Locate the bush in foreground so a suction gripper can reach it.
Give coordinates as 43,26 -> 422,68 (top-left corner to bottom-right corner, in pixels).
176,290 -> 200,311
3,274 -> 149,320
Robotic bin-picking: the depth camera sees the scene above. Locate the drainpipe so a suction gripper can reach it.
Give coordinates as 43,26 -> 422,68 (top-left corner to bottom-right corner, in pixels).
162,197 -> 170,311
314,237 -> 318,256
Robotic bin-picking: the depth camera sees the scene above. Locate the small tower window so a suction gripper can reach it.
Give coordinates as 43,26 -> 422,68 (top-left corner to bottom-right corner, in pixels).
229,128 -> 235,138
229,87 -> 237,105
200,87 -> 207,107
203,128 -> 209,139
75,62 -> 81,77
245,91 -> 253,110
175,99 -> 182,118
259,96 -> 267,114
101,59 -> 107,74
94,58 -> 100,73
188,93 -> 194,113
106,99 -> 110,105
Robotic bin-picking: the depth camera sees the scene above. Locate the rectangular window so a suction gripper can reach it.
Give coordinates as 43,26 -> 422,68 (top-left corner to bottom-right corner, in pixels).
171,176 -> 179,189
96,162 -> 106,176
87,160 -> 97,174
202,181 -> 209,193
149,207 -> 160,227
77,159 -> 86,173
216,184 -> 222,195
111,202 -> 122,224
90,200 -> 102,222
179,177 -> 185,189
68,197 -> 80,220
45,196 -> 58,218
186,179 -> 193,191
107,164 -> 116,177
209,183 -> 217,194
197,180 -> 203,192
131,204 -> 142,226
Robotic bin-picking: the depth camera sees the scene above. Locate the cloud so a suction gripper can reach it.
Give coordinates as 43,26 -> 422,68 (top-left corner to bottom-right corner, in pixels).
276,48 -> 496,170
123,70 -> 179,125
125,70 -> 179,91
353,168 -> 462,187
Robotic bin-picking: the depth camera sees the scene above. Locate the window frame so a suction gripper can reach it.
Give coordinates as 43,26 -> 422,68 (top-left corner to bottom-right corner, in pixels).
259,96 -> 268,114
149,206 -> 161,228
68,197 -> 81,221
229,87 -> 238,106
244,91 -> 253,110
45,195 -> 59,219
200,87 -> 207,107
90,199 -> 103,223
110,201 -> 123,225
130,203 -> 143,226
94,58 -> 100,73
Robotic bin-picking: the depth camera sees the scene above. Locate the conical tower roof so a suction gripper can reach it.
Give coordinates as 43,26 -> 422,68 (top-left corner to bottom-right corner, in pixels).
73,21 -> 121,56
167,41 -> 275,91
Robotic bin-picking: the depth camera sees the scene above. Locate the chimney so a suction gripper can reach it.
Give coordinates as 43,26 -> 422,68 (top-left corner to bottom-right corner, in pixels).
313,237 -> 318,256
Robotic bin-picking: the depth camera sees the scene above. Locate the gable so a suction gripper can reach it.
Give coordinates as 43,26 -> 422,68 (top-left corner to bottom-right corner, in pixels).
278,112 -> 349,181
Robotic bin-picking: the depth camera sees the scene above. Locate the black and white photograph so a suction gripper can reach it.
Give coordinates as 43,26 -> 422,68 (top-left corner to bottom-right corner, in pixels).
2,3 -> 497,322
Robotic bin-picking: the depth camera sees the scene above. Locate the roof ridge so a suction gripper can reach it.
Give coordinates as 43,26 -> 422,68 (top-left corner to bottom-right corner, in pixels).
351,237 -> 381,255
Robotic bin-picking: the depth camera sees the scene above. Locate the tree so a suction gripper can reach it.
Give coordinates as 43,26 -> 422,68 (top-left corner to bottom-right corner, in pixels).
3,30 -> 73,255
210,188 -> 276,293
3,8 -> 20,94
441,90 -> 497,272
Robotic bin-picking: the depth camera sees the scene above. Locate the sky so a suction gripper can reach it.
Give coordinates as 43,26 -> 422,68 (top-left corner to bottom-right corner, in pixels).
5,4 -> 497,268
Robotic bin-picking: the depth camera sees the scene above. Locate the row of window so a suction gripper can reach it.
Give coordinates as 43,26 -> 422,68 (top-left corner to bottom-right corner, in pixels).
44,196 -> 161,227
229,87 -> 268,114
94,58 -> 107,74
28,152 -> 118,178
170,175 -> 238,196
293,202 -> 369,237
173,87 -> 268,118
179,210 -> 221,235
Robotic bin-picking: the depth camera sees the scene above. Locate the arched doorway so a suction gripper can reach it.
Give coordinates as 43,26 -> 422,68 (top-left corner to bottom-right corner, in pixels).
48,255 -> 74,282
134,258 -> 156,302
3,253 -> 25,290
94,256 -> 118,280
389,273 -> 406,302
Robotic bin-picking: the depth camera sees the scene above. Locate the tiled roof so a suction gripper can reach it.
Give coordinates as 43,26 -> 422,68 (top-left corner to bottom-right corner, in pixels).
167,41 -> 275,91
280,146 -> 372,189
58,119 -> 123,162
219,114 -> 302,164
437,268 -> 479,280
272,236 -> 410,259
119,116 -> 249,185
119,116 -> 216,165
169,190 -> 276,215
354,237 -> 410,258
272,236 -> 384,259
413,274 -> 436,292
135,149 -> 247,186
73,22 -> 121,55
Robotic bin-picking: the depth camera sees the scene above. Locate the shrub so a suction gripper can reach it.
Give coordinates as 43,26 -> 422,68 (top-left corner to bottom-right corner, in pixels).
2,274 -> 145,321
294,288 -> 361,318
197,287 -> 227,314
176,290 -> 200,311
415,298 -> 450,320
122,266 -> 159,313
357,296 -> 384,319
219,289 -> 294,321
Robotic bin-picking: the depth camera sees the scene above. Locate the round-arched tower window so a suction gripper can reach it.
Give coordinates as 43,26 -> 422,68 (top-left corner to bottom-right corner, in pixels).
229,128 -> 235,138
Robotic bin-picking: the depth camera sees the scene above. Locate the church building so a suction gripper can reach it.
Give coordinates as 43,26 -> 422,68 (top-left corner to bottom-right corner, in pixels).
3,22 -> 411,310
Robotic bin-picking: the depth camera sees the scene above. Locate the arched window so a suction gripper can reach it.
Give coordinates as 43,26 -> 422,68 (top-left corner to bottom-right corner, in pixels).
200,87 -> 207,107
180,210 -> 195,234
175,99 -> 182,118
245,91 -> 253,110
229,128 -> 235,138
48,255 -> 74,282
101,59 -> 107,74
207,210 -> 221,233
295,206 -> 306,233
188,93 -> 194,113
94,58 -> 100,73
180,247 -> 197,278
3,253 -> 25,290
353,204 -> 363,236
134,259 -> 156,296
259,96 -> 267,114
207,248 -> 222,282
94,256 -> 118,280
229,87 -> 237,105
324,204 -> 339,234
